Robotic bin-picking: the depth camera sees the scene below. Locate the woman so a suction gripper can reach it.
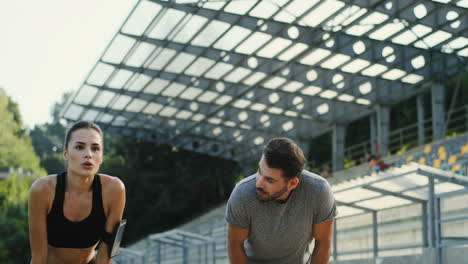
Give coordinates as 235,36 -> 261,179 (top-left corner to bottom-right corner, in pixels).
28,121 -> 126,264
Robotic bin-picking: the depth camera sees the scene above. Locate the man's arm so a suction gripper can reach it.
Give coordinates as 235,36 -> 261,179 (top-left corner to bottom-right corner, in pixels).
95,177 -> 126,264
227,224 -> 249,264
311,218 -> 334,264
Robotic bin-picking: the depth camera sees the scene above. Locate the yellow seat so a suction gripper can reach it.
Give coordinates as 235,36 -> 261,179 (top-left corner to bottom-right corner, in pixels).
448,155 -> 457,165
439,151 -> 447,160
407,156 -> 413,163
451,164 -> 462,173
433,159 -> 441,167
424,145 -> 432,153
461,145 -> 468,155
438,146 -> 446,155
418,157 -> 426,165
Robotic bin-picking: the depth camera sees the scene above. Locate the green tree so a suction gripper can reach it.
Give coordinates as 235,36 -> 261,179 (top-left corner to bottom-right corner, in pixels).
0,173 -> 36,263
0,88 -> 45,176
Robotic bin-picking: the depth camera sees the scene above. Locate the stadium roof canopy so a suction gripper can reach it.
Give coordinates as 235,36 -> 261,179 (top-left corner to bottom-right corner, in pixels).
61,0 -> 468,164
332,163 -> 468,218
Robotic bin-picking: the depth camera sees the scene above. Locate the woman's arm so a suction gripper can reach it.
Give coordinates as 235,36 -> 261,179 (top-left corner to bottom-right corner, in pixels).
95,177 -> 126,264
29,178 -> 51,264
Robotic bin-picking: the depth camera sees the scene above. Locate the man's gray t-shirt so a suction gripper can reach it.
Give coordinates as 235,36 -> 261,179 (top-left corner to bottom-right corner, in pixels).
226,170 -> 337,264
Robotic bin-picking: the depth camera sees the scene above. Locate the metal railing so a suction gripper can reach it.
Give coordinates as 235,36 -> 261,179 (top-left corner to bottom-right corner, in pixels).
344,105 -> 468,164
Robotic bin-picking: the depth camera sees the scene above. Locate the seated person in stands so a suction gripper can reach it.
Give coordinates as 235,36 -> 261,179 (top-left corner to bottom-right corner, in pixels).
320,163 -> 333,179
368,154 -> 388,173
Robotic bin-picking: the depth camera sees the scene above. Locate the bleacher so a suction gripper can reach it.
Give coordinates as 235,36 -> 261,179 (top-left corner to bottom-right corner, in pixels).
116,134 -> 468,264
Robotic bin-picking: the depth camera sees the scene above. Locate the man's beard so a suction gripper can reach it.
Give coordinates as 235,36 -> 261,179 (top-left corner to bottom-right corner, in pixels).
256,185 -> 288,202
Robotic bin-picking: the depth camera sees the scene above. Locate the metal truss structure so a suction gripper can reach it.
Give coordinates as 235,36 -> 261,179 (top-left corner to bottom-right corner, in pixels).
60,0 -> 468,165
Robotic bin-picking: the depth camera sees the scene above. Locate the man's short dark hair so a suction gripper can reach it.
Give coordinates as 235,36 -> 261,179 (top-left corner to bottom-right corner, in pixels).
263,137 -> 306,180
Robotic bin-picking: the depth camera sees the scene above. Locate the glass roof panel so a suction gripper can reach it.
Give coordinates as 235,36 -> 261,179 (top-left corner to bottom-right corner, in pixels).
175,110 -> 192,120
102,34 -> 135,64
320,90 -> 338,99
300,48 -> 331,66
282,81 -> 303,92
180,87 -> 203,100
415,30 -> 452,48
98,113 -> 114,124
361,64 -> 388,76
251,103 -> 267,111
278,42 -> 308,61
143,102 -> 163,114
213,25 -> 252,51
127,42 -> 156,68
224,67 -> 252,83
148,48 -> 177,70
225,0 -> 258,15
147,9 -> 186,39
161,83 -> 186,97
325,5 -> 367,29
369,22 -> 406,41
235,32 -> 273,55
127,74 -> 151,92
321,54 -> 351,69
127,98 -> 147,113
215,95 -> 232,105
108,69 -> 133,89
391,24 -> 432,45
402,74 -> 424,84
257,37 -> 292,58
198,91 -> 219,103
172,15 -> 209,43
64,104 -> 84,120
233,99 -> 251,109
93,90 -> 117,108
87,62 -> 115,86
159,106 -> 178,117
301,86 -> 322,96
301,0 -> 345,27
185,57 -> 216,77
249,1 -> 279,19
382,69 -> 407,80
75,85 -> 98,105
165,52 -> 197,74
121,1 -> 161,36
205,62 -> 234,80
191,20 -> 231,47
111,95 -> 132,110
82,109 -> 99,122
341,59 -> 371,73
144,78 -> 170,95
263,76 -> 287,89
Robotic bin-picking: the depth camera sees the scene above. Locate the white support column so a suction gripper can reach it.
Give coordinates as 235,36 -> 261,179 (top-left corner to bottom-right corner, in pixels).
431,84 -> 446,141
370,113 -> 377,154
417,95 -> 426,146
377,105 -> 390,156
332,124 -> 346,172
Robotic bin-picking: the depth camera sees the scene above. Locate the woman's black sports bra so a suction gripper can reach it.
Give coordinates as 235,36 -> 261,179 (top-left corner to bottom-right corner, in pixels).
47,172 -> 106,248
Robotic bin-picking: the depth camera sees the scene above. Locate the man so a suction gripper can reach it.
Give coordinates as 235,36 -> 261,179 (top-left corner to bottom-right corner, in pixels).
226,137 -> 337,264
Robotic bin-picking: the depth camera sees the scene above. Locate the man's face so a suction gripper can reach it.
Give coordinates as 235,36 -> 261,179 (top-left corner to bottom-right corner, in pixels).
255,155 -> 293,202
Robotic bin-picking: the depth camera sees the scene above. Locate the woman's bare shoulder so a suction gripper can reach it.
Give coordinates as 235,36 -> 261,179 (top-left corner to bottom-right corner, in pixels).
98,174 -> 125,192
29,175 -> 58,204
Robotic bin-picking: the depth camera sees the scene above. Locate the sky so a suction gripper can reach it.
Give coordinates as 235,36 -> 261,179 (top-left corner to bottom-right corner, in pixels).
0,0 -> 138,129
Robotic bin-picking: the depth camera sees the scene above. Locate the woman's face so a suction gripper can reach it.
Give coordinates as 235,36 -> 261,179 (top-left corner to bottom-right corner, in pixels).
63,128 -> 103,177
